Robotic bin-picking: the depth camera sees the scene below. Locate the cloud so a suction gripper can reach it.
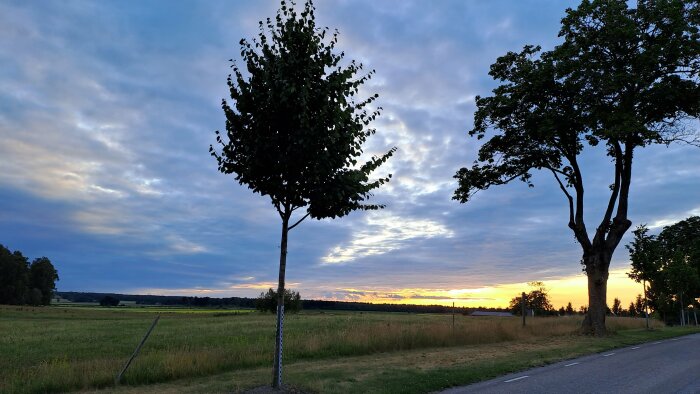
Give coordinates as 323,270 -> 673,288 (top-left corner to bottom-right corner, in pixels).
322,212 -> 454,264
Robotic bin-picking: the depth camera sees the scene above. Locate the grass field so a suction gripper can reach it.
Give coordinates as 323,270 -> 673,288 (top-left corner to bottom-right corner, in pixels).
1,305 -> 696,394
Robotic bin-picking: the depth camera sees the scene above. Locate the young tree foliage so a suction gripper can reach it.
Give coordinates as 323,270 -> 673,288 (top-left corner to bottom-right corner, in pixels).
210,0 -> 395,387
454,0 -> 700,336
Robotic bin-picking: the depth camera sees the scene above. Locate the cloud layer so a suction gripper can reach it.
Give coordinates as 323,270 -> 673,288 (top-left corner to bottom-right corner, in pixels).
1,0 -> 698,307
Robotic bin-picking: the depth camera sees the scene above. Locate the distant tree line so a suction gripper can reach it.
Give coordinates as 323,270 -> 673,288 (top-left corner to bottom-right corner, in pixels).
58,291 -> 258,308
56,291 -> 515,314
301,300 -> 510,315
99,295 -> 120,307
0,244 -> 59,305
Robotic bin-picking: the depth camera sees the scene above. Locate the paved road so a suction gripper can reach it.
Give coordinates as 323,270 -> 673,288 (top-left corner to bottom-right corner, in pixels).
441,333 -> 700,394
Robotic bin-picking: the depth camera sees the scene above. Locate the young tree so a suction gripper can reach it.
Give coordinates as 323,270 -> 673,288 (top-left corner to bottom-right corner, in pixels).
454,0 -> 700,336
210,1 -> 395,387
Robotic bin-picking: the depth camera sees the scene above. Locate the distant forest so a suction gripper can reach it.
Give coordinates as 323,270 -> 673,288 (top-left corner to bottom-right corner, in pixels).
56,291 -> 510,314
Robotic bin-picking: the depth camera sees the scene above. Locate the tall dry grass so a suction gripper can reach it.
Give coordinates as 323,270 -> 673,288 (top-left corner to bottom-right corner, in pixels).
0,307 -> 664,393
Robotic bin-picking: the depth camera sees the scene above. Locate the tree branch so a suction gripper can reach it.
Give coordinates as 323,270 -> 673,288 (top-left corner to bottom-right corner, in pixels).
605,141 -> 634,251
288,212 -> 310,231
568,155 -> 592,249
549,168 -> 575,228
595,141 -> 622,246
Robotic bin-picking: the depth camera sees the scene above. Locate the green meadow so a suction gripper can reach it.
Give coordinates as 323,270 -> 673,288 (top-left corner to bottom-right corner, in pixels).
1,305 -> 696,394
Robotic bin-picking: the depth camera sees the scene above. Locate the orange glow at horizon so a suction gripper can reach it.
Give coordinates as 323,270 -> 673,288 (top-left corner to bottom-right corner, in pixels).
335,269 -> 644,310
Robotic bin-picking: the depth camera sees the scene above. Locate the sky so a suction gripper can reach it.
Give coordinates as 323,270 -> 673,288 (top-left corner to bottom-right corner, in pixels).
1,0 -> 698,310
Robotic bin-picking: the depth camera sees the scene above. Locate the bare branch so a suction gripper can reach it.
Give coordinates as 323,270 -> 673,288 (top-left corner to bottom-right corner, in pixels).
549,168 -> 575,227
288,212 -> 310,231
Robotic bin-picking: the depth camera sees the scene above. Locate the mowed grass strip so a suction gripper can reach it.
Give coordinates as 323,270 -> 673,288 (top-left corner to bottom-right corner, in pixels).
96,326 -> 699,394
0,305 -> 680,394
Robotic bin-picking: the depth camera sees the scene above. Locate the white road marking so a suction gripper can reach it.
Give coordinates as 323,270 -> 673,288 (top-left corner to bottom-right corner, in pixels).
564,362 -> 579,367
504,376 -> 529,383
602,353 -> 615,357
630,346 -> 640,350
670,338 -> 680,341
652,341 -> 662,345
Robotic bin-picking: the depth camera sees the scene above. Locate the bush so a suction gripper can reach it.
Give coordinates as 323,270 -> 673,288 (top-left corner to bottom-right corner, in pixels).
99,295 -> 120,307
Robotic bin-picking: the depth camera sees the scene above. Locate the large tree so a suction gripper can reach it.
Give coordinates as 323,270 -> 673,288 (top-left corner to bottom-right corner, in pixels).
0,245 -> 59,306
455,0 -> 699,336
29,257 -> 59,305
210,0 -> 395,387
0,245 -> 30,305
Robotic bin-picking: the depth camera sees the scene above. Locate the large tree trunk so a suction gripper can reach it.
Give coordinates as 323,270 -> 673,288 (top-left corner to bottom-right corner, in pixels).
581,250 -> 611,336
272,215 -> 289,389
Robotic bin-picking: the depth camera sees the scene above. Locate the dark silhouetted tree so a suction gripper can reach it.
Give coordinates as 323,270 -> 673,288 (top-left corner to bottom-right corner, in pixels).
629,301 -> 638,317
635,294 -> 645,317
611,297 -> 622,315
256,288 -> 302,313
565,302 -> 574,315
0,245 -> 29,305
210,0 -> 395,387
509,281 -> 554,315
29,257 -> 59,305
455,0 -> 700,336
99,295 -> 120,307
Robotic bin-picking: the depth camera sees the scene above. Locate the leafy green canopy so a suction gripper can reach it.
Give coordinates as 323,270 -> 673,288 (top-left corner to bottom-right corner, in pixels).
628,217 -> 700,315
0,244 -> 59,305
211,0 -> 395,220
455,0 -> 699,255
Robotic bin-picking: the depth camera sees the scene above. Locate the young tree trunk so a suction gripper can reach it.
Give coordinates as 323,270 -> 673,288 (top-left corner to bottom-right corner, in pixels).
272,215 -> 289,389
581,250 -> 610,336
679,293 -> 685,326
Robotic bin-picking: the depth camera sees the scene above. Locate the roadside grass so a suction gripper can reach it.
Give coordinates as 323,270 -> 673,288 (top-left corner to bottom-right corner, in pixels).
0,305 -> 687,394
97,326 -> 699,394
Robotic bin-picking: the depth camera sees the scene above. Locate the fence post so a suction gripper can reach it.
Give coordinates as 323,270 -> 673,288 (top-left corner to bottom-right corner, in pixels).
521,292 -> 526,327
116,315 -> 160,385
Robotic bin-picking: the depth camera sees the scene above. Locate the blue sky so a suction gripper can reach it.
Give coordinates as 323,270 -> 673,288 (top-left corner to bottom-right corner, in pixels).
1,0 -> 698,307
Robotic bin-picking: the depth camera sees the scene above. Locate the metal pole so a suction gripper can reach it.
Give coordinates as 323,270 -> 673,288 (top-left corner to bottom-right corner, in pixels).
116,315 -> 160,384
521,292 -> 526,327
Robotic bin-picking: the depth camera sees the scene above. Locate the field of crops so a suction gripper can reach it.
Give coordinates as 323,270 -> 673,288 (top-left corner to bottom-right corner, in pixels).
0,305 -> 685,394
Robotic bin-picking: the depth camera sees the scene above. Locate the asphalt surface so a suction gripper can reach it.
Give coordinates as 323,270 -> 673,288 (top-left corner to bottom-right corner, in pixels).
441,333 -> 700,394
